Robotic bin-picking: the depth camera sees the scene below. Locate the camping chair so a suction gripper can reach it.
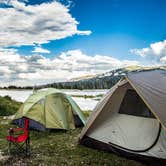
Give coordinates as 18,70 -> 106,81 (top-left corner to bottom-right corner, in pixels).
6,117 -> 30,156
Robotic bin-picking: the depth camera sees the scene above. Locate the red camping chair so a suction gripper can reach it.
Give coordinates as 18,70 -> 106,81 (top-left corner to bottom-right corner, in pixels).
6,118 -> 30,156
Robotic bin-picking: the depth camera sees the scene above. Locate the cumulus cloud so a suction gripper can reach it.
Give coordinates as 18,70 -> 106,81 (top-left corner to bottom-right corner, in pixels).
57,50 -> 139,73
0,49 -> 139,86
0,0 -> 91,47
32,46 -> 50,54
0,0 -> 10,3
130,39 -> 166,64
160,56 -> 166,63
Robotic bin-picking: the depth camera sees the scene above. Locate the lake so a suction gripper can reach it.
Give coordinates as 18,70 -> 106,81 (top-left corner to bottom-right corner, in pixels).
0,89 -> 108,111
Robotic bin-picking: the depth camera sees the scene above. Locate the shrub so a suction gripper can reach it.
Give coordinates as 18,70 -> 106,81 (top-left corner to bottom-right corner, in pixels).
0,96 -> 22,116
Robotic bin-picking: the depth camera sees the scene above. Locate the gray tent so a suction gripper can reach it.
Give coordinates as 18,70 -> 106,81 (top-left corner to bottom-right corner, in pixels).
80,70 -> 166,161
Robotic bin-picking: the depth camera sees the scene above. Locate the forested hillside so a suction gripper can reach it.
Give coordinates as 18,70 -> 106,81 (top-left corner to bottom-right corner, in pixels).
1,66 -> 165,90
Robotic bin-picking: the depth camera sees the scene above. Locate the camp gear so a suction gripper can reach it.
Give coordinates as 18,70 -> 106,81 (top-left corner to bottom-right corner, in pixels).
6,117 -> 30,156
80,70 -> 166,160
13,88 -> 86,131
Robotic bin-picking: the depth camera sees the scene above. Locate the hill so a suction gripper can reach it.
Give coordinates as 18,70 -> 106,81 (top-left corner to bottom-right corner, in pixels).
1,65 -> 165,90
36,65 -> 166,89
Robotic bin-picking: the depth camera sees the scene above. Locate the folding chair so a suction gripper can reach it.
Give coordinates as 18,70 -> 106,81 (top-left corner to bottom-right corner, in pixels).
6,117 -> 30,156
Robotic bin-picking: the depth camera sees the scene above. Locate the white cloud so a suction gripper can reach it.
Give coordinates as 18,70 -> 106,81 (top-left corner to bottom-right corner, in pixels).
0,49 -> 139,86
0,0 -> 91,47
160,56 -> 166,63
32,46 -> 50,54
56,50 -> 139,73
130,39 -> 166,64
0,0 -> 10,3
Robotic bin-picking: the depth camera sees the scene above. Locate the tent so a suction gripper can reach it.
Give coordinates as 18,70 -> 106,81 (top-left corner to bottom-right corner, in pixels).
13,88 -> 86,131
80,69 -> 166,161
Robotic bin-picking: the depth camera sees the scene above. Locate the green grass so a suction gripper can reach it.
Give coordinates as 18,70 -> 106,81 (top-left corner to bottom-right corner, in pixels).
82,111 -> 92,119
71,94 -> 104,99
0,96 -> 143,166
0,96 -> 22,116
0,117 -> 144,166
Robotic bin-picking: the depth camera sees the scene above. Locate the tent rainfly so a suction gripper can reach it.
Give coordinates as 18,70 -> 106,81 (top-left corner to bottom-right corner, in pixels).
13,88 -> 86,131
80,70 -> 166,161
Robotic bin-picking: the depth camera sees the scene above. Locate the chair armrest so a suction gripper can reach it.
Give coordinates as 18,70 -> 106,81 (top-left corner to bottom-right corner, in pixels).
8,128 -> 14,135
13,128 -> 24,132
8,128 -> 25,136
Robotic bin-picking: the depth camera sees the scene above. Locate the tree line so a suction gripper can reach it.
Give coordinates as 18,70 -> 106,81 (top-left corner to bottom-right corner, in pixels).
0,75 -> 123,90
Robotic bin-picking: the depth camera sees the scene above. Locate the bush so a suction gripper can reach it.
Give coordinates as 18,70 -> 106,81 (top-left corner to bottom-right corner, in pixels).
0,96 -> 22,116
83,110 -> 92,119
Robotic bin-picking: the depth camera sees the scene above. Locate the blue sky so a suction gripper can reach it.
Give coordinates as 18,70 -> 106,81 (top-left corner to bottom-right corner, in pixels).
70,0 -> 166,57
0,0 -> 166,86
19,0 -> 166,59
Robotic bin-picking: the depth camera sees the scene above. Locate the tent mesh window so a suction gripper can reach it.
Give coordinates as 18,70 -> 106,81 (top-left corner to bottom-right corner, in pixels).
119,89 -> 155,118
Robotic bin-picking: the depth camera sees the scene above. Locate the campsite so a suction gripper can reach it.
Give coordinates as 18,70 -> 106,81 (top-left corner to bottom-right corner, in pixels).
0,0 -> 166,165
0,69 -> 165,165
0,90 -> 143,166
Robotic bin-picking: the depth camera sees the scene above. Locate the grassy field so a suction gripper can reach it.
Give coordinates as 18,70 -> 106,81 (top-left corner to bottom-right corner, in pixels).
0,117 -> 144,166
0,96 -> 144,166
0,96 -> 21,116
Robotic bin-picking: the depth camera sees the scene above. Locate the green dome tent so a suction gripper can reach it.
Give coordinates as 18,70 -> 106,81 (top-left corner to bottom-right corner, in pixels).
13,88 -> 86,131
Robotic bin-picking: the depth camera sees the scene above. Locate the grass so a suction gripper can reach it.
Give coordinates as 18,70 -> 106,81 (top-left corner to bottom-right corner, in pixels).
0,117 -> 144,166
82,111 -> 92,119
0,96 -> 22,116
0,96 -> 144,166
71,94 -> 104,99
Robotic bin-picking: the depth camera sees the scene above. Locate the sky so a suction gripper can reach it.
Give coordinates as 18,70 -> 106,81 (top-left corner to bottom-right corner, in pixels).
0,0 -> 166,86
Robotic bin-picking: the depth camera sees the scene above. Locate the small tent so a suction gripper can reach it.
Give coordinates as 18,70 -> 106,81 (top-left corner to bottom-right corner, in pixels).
13,88 -> 86,131
80,69 -> 166,160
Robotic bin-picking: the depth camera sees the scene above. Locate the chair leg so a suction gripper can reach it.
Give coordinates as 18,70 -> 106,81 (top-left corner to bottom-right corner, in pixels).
7,138 -> 30,157
26,137 -> 30,157
8,141 -> 11,156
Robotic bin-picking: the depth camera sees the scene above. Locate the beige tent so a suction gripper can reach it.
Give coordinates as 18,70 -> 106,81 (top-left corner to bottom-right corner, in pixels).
80,70 -> 166,161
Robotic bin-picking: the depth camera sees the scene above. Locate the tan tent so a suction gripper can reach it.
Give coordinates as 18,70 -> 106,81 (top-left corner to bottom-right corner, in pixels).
80,69 -> 166,161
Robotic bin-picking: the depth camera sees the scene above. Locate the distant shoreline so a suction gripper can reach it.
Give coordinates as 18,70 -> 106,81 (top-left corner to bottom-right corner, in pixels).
0,88 -> 109,90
